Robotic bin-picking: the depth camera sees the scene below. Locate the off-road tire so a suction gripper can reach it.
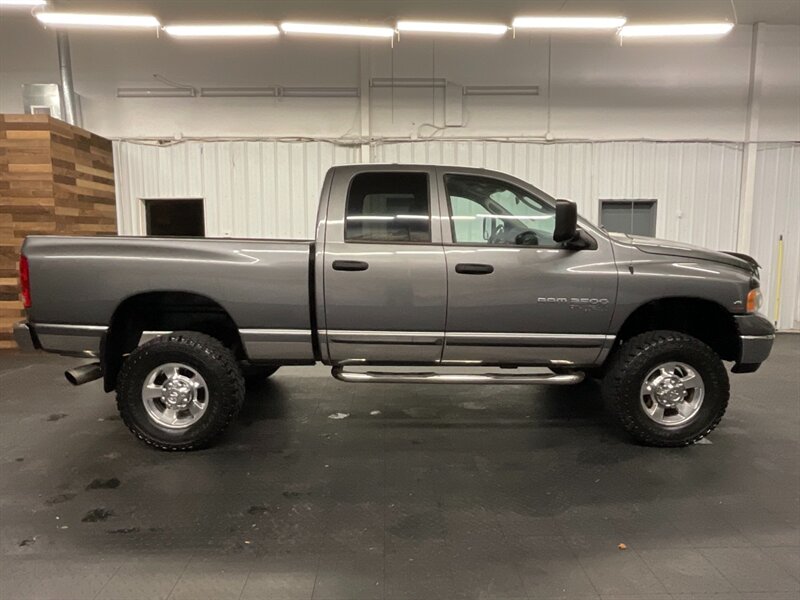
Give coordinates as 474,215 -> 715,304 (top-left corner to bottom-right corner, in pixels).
116,331 -> 245,451
602,330 -> 729,447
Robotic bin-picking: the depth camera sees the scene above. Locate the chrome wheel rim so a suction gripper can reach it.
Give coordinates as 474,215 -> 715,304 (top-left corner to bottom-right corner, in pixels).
142,363 -> 208,429
640,361 -> 704,427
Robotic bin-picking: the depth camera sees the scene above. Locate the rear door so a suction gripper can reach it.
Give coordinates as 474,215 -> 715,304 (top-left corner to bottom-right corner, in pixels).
321,166 -> 447,363
437,168 -> 618,366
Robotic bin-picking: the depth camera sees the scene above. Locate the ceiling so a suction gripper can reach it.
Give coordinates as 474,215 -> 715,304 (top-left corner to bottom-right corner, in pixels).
39,0 -> 800,26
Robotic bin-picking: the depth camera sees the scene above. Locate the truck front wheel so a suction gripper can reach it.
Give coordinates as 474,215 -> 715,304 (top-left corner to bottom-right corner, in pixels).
602,330 -> 729,447
116,331 -> 245,451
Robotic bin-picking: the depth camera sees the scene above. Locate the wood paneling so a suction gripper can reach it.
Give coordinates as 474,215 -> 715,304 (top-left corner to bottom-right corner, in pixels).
0,115 -> 116,349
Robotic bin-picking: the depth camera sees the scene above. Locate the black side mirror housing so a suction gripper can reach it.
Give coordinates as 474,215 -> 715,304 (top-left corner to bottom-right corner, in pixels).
553,199 -> 579,243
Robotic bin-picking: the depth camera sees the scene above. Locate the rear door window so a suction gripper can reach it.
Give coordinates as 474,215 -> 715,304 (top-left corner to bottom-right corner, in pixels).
345,172 -> 431,243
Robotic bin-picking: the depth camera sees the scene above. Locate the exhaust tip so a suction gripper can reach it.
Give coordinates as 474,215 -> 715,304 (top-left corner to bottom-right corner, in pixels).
65,363 -> 102,386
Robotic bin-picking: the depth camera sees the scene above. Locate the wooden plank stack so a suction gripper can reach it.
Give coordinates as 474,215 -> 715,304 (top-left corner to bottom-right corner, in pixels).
0,114 -> 116,349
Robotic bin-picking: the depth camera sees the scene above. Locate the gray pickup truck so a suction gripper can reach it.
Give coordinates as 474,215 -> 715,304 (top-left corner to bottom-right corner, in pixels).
14,164 -> 775,450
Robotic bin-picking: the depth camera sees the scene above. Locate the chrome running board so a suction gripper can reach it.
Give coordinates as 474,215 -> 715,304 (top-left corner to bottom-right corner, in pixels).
331,367 -> 584,385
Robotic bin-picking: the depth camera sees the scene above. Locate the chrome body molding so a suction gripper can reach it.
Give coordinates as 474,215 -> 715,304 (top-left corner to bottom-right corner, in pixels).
33,323 -> 107,357
445,332 -> 614,347
239,328 -> 315,361
321,329 -> 445,345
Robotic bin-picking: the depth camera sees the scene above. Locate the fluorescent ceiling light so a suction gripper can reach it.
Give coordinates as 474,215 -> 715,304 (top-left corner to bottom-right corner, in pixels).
165,24 -> 279,38
36,12 -> 160,28
397,21 -> 508,35
512,16 -> 626,30
0,1 -> 47,7
619,23 -> 734,38
281,22 -> 394,38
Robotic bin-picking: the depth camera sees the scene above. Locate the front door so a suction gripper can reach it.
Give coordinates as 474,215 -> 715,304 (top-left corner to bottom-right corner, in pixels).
437,168 -> 618,366
322,167 -> 447,364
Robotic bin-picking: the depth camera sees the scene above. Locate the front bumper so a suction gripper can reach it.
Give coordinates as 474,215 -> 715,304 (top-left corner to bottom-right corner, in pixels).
732,314 -> 775,373
12,321 -> 38,353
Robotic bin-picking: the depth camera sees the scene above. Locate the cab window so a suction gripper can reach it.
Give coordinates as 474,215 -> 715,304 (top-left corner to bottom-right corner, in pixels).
345,172 -> 430,243
445,174 -> 558,247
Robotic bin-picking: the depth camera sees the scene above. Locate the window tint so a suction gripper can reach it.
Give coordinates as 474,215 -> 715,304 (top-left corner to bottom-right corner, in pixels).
445,174 -> 557,247
345,172 -> 431,243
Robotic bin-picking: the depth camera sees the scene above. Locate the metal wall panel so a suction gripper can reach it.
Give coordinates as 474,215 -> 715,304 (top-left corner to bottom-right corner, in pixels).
375,140 -> 743,250
750,143 -> 800,330
113,140 -> 360,239
114,138 -> 798,330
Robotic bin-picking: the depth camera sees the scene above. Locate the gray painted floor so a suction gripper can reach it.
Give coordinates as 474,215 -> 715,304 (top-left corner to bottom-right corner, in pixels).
1,336 -> 798,600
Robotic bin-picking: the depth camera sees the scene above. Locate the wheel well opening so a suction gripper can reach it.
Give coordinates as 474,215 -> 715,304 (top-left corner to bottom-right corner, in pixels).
102,291 -> 243,392
616,298 -> 739,362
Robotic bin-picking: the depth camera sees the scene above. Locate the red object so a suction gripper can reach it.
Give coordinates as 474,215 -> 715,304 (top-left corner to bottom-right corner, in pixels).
19,255 -> 31,309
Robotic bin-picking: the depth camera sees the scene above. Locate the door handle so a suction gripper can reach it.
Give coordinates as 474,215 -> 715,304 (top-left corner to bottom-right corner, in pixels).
455,263 -> 494,275
332,260 -> 369,272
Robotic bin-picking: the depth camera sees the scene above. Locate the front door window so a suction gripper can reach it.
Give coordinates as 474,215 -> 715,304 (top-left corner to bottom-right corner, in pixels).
445,174 -> 558,247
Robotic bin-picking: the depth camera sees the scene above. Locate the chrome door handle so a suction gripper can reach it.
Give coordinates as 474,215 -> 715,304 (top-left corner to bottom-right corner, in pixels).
455,263 -> 494,275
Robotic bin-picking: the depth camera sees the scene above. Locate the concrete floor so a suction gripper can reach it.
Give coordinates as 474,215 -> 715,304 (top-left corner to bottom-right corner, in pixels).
0,336 -> 798,600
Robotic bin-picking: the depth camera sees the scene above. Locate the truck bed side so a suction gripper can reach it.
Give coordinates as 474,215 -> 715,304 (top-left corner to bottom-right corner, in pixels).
22,235 -> 315,362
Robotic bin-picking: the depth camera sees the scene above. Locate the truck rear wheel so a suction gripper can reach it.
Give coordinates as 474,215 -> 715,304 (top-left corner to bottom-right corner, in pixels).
116,331 -> 245,451
602,330 -> 729,447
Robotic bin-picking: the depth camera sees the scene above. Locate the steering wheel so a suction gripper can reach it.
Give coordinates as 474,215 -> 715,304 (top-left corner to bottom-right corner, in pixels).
515,230 -> 539,246
488,220 -> 505,244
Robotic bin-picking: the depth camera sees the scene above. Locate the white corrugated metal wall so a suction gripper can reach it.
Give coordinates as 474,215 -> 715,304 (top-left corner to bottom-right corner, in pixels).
751,143 -> 800,330
113,141 -> 361,240
113,139 -> 799,329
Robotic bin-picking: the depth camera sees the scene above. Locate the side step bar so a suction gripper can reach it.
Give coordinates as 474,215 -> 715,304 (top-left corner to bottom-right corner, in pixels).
331,367 -> 584,385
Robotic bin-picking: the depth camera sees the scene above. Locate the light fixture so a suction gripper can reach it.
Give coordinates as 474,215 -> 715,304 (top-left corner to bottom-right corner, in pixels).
280,22 -> 394,38
117,87 -> 195,98
200,87 -> 278,97
397,21 -> 508,36
164,24 -> 280,38
280,87 -> 360,98
463,85 -> 539,96
371,77 -> 447,89
36,12 -> 160,29
0,0 -> 47,7
619,23 -> 734,38
512,16 -> 627,30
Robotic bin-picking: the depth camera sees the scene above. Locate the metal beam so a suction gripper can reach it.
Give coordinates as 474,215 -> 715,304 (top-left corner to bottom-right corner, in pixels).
736,23 -> 764,254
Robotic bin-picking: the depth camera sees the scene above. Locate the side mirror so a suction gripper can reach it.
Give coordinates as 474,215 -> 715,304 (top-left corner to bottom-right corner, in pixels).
553,199 -> 578,243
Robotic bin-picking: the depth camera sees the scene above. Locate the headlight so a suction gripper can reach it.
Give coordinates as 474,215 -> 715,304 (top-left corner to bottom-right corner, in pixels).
746,288 -> 763,313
